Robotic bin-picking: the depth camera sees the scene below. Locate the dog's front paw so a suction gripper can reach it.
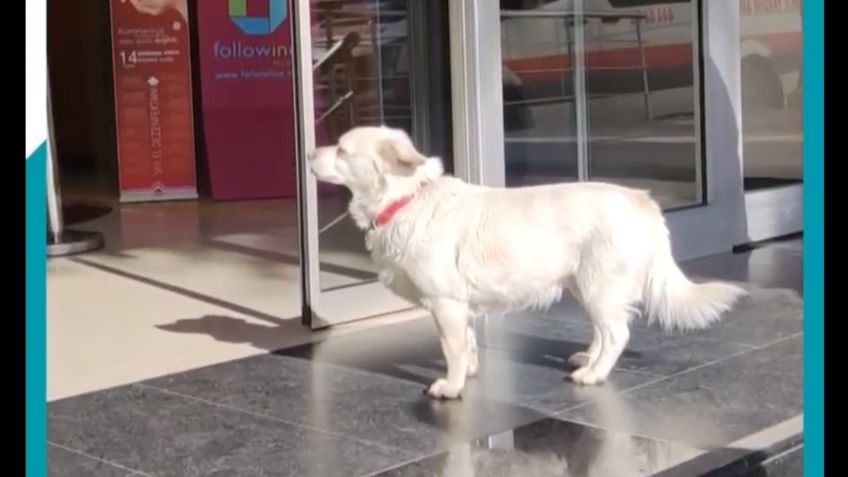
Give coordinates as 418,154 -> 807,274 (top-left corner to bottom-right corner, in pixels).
467,354 -> 479,377
569,367 -> 607,386
568,351 -> 590,368
426,379 -> 463,399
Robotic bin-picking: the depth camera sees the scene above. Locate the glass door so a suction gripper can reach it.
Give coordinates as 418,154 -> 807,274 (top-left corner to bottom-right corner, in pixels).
493,0 -> 748,261
292,0 -> 454,328
737,0 -> 803,243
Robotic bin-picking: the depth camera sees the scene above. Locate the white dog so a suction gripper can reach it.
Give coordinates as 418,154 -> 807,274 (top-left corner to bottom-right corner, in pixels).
309,126 -> 746,399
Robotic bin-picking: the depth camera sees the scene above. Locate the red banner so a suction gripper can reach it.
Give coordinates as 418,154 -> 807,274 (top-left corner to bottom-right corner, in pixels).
109,0 -> 197,202
195,0 -> 296,200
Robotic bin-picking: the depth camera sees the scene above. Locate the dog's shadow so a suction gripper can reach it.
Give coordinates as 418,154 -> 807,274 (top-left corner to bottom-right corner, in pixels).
156,314 -> 307,351
157,313 -> 642,384
157,313 -> 649,439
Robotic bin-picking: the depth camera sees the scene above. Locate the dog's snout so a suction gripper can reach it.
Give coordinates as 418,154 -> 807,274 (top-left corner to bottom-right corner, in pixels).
308,146 -> 335,162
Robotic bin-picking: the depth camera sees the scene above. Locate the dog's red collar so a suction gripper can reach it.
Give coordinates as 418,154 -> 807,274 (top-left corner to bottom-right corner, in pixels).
374,196 -> 415,227
373,182 -> 428,228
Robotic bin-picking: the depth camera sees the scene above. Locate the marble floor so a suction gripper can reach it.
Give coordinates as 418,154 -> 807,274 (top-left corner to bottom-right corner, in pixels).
46,237 -> 803,476
47,196 -> 390,400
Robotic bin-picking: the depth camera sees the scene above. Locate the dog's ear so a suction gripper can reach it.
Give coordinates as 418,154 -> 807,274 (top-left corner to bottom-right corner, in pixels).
378,136 -> 427,169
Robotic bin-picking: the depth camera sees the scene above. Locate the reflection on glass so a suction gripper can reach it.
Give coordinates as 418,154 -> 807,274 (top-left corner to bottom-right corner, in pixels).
500,0 -> 701,209
501,1 -> 579,186
739,0 -> 802,190
311,0 -> 451,291
586,1 -> 699,209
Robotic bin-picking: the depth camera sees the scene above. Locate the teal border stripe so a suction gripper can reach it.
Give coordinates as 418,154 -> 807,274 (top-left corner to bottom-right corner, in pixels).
803,0 -> 824,476
26,141 -> 47,477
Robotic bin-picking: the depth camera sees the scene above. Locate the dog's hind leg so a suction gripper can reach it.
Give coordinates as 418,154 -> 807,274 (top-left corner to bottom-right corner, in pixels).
428,299 -> 472,399
570,311 -> 630,385
569,271 -> 639,385
466,326 -> 479,377
568,324 -> 601,369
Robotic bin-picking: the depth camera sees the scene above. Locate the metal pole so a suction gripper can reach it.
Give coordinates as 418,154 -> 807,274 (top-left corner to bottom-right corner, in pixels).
46,78 -> 64,242
372,2 -> 385,124
573,1 -> 590,182
635,19 -> 653,120
45,68 -> 104,257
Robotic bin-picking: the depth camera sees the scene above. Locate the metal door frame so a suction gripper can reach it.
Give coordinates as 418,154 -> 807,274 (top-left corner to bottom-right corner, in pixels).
291,0 -> 504,328
291,0 -> 793,328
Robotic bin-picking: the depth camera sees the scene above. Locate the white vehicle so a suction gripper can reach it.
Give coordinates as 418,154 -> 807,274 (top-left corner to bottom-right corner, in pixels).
500,0 -> 802,113
311,0 -> 801,125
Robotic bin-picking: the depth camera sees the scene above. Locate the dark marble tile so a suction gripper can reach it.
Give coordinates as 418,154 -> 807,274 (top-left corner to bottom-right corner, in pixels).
476,313 -> 750,377
279,328 -> 655,414
651,431 -> 803,477
372,314 -> 441,339
145,350 -> 547,454
357,309 -> 748,380
681,246 -> 802,295
755,445 -> 803,477
146,330 -> 652,453
48,445 -> 133,477
683,286 -> 803,347
560,336 -> 802,449
420,345 -> 652,414
48,385 -> 405,477
374,417 -> 703,477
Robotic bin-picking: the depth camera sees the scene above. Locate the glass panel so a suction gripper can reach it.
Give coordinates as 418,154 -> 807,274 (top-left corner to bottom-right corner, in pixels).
500,0 -> 702,210
739,0 -> 802,190
585,0 -> 701,209
310,0 -> 452,292
501,1 -> 579,187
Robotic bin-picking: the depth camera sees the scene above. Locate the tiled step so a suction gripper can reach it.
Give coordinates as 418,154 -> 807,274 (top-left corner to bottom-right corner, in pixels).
656,432 -> 803,477
752,444 -> 803,477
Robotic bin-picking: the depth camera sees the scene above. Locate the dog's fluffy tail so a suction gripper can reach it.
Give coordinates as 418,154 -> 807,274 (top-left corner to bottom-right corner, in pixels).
642,232 -> 746,332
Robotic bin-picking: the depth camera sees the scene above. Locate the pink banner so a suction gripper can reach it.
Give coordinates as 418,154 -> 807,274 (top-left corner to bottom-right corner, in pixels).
196,0 -> 296,200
